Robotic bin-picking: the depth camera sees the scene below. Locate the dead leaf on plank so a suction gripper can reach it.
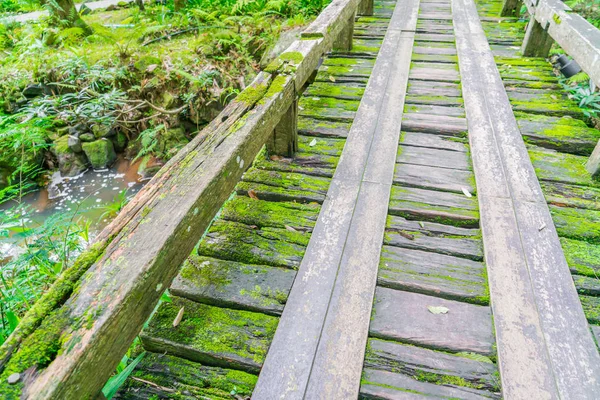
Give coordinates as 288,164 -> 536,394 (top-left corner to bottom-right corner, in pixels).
427,306 -> 449,315
329,75 -> 336,82
173,307 -> 185,327
461,187 -> 472,198
270,155 -> 283,161
248,189 -> 259,200
309,138 -> 317,147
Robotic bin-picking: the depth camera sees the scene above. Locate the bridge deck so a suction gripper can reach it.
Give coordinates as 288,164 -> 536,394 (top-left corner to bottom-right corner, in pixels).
115,0 -> 600,398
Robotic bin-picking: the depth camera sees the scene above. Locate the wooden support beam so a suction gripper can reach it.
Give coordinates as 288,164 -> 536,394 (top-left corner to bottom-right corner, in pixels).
500,0 -> 522,17
333,12 -> 355,51
267,97 -> 298,157
586,140 -> 600,178
358,0 -> 374,16
522,18 -> 554,57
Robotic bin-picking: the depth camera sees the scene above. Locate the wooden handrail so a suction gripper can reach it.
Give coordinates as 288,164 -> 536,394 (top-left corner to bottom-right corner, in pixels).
0,0 -> 372,397
518,0 -> 600,87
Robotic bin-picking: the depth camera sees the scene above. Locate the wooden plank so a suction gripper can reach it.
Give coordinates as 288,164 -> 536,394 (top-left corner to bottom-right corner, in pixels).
394,163 -> 475,194
453,0 -> 600,397
363,338 -> 500,392
408,80 -> 462,97
369,287 -> 495,355
402,113 -> 467,135
389,184 -> 479,226
397,144 -> 470,170
140,297 -> 277,374
171,256 -> 295,316
400,130 -> 468,152
114,353 -> 257,399
385,216 -> 483,261
405,103 -> 465,117
378,246 -> 488,303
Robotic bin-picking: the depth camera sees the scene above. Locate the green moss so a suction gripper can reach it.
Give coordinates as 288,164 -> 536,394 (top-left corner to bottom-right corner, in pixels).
143,296 -> 278,366
263,75 -> 288,100
560,237 -> 600,278
197,220 -> 308,269
581,295 -> 600,324
550,205 -> 600,244
279,51 -> 304,64
300,32 -> 324,39
220,195 -> 319,229
236,83 -> 268,106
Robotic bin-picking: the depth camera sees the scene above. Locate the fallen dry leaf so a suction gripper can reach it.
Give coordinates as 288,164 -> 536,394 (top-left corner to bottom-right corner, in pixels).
428,306 -> 449,315
173,307 -> 185,327
248,189 -> 259,200
285,225 -> 298,232
461,187 -> 472,198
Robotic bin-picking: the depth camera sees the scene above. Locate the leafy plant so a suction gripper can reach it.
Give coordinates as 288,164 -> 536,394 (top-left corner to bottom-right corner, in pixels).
560,77 -> 600,119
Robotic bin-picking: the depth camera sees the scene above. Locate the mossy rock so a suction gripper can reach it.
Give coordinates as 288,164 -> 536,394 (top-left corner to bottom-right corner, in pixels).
158,127 -> 189,160
112,131 -> 128,152
82,139 -> 117,170
52,136 -> 88,177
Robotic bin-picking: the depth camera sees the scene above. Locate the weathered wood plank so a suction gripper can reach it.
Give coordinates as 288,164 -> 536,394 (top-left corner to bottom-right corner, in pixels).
378,246 -> 488,303
529,145 -> 598,187
405,103 -> 465,117
140,297 -> 278,374
394,163 -> 475,194
385,215 -> 483,260
550,205 -> 600,243
560,237 -> 600,278
389,184 -> 479,226
298,116 -> 352,137
363,338 -> 500,392
573,275 -> 600,296
114,353 -> 257,400
171,255 -> 295,316
402,113 -> 467,135
400,130 -> 468,152
197,220 -> 308,269
360,368 -> 500,399
541,181 -> 600,211
369,287 -> 495,355
407,80 -> 462,97
397,144 -> 470,170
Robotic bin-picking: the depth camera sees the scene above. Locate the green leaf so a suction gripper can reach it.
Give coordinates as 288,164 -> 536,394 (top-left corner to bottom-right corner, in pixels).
102,352 -> 146,399
6,311 -> 19,331
456,352 -> 494,364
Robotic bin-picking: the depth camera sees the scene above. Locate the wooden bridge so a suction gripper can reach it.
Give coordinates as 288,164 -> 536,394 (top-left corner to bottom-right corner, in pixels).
2,0 -> 600,398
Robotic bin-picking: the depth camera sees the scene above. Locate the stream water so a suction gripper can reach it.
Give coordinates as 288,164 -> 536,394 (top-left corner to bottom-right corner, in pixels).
0,157 -> 147,260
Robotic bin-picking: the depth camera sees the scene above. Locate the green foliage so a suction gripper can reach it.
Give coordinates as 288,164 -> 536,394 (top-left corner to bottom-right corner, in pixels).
567,0 -> 600,28
102,351 -> 146,399
560,77 -> 600,119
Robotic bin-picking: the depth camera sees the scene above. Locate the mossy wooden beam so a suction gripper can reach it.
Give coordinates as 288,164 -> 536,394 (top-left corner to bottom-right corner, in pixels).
521,18 -> 554,58
521,0 -> 600,86
358,0 -> 373,16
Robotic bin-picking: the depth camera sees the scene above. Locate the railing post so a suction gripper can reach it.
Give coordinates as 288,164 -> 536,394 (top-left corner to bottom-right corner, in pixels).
358,0 -> 374,16
500,0 -> 522,17
333,11 -> 356,52
586,141 -> 600,178
268,95 -> 298,157
522,18 -> 554,57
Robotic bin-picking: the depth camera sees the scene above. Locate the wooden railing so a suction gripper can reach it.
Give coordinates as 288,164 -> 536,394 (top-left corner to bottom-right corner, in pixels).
0,0 -> 373,398
501,0 -> 600,176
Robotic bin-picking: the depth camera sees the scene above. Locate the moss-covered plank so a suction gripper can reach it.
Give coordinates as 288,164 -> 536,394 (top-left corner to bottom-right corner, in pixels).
241,168 -> 331,195
318,64 -> 374,77
171,255 -> 295,316
550,205 -> 600,244
198,220 -> 308,269
580,295 -> 600,324
323,56 -> 376,68
528,145 -> 598,187
379,246 -> 488,304
114,353 -> 257,400
384,216 -> 483,261
303,82 -> 366,101
542,181 -> 600,211
253,153 -> 337,177
298,135 -> 346,156
298,96 -> 359,122
389,185 -> 479,227
298,116 -> 352,138
501,78 -> 561,90
413,44 -> 457,56
560,237 -> 600,278
414,33 -> 455,43
411,52 -> 459,63
519,120 -> 600,156
236,181 -> 326,204
573,275 -> 600,297
363,339 -> 500,392
141,297 -> 278,373
221,196 -> 319,229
